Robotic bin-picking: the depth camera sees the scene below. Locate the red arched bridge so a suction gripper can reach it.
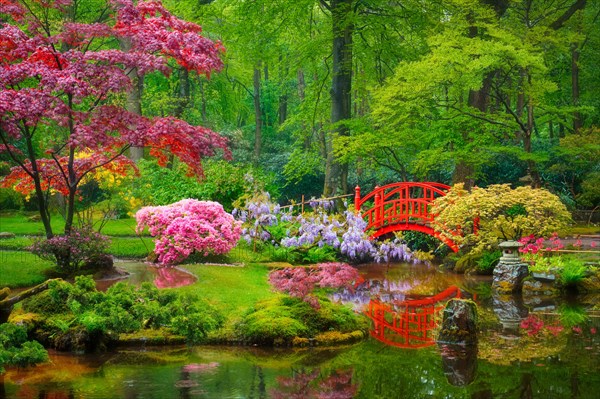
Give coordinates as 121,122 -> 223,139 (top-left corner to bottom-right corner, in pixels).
354,182 -> 459,252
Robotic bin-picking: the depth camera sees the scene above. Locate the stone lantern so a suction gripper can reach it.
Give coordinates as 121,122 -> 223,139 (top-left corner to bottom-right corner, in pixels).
492,241 -> 529,293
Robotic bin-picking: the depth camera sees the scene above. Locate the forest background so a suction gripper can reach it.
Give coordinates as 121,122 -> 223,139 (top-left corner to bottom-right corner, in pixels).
1,0 -> 598,218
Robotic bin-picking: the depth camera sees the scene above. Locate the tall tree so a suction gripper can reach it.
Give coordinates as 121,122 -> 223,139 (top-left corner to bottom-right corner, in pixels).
0,0 -> 228,248
363,0 -> 590,189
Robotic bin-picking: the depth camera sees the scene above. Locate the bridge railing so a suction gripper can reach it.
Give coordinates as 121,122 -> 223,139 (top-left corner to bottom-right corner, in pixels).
355,182 -> 451,229
354,182 -> 450,213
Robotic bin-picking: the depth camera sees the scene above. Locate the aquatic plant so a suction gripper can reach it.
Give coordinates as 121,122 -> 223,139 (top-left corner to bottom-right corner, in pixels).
136,199 -> 241,265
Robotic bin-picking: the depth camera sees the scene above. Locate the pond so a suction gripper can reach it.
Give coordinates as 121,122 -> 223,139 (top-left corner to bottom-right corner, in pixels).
2,262 -> 600,398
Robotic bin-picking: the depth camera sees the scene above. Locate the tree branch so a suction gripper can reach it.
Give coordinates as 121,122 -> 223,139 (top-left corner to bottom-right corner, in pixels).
549,0 -> 587,30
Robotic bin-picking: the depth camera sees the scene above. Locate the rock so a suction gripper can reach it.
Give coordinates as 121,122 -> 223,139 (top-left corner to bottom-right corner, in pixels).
492,262 -> 529,293
84,254 -> 114,271
0,232 -> 15,239
437,299 -> 478,345
579,272 -> 600,293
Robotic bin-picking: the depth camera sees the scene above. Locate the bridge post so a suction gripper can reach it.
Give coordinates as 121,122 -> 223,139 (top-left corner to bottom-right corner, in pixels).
374,186 -> 381,228
354,185 -> 361,214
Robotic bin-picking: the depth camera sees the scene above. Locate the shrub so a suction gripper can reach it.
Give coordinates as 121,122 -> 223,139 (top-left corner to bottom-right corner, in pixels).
269,262 -> 359,309
22,277 -> 224,346
476,250 -> 502,274
136,199 -> 241,265
0,323 -> 48,372
0,187 -> 23,210
236,295 -> 366,346
236,298 -> 309,345
235,193 -> 415,264
133,159 -> 275,211
29,227 -> 111,273
432,184 -> 571,256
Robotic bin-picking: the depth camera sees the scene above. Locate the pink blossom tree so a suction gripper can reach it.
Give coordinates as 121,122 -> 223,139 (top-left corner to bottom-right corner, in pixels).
136,199 -> 242,265
0,0 -> 228,251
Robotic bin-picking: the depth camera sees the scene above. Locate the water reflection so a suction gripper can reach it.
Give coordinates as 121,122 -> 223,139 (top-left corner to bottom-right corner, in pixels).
492,293 -> 529,338
270,368 -> 356,399
365,286 -> 462,348
96,262 -> 197,291
438,344 -> 478,386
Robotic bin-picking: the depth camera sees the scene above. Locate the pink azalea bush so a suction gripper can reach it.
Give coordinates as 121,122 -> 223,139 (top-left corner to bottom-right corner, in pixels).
136,199 -> 241,265
269,262 -> 359,309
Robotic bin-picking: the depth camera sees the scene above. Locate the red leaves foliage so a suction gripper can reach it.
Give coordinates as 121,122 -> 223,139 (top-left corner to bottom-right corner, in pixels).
0,1 -> 228,199
1,154 -> 136,196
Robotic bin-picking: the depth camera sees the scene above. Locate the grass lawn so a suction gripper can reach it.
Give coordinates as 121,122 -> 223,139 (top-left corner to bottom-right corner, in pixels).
0,212 -> 144,236
109,236 -> 154,258
177,263 -> 277,319
0,251 -> 55,288
0,236 -> 155,259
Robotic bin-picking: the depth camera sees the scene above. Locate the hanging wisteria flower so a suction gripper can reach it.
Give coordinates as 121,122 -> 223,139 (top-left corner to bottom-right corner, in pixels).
235,192 -> 417,264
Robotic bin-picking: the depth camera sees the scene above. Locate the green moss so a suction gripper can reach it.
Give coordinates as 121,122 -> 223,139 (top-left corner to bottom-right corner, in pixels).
236,295 -> 368,346
313,330 -> 365,346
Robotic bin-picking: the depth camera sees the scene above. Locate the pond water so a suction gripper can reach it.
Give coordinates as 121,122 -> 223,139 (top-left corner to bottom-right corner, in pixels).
2,262 -> 600,398
95,261 -> 198,291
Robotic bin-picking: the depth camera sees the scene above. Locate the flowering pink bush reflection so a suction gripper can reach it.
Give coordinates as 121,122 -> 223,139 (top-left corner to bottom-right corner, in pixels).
153,266 -> 197,288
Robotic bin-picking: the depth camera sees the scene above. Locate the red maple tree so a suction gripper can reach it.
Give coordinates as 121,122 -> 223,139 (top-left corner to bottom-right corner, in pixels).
0,0 -> 228,241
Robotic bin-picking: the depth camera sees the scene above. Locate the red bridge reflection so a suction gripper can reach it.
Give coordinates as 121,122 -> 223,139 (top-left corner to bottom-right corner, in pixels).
365,286 -> 461,348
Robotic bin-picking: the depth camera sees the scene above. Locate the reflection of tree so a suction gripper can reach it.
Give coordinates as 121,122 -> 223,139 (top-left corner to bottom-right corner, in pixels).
270,368 -> 356,399
248,365 -> 266,399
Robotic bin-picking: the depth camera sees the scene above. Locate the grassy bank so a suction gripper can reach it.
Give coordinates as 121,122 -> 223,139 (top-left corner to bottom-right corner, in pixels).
178,263 -> 277,319
0,212 -> 143,237
0,251 -> 55,288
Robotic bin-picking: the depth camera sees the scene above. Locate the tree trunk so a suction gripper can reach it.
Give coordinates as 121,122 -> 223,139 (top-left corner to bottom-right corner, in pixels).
0,279 -> 61,324
324,0 -> 353,197
23,131 -> 54,239
571,43 -> 582,132
174,68 -> 191,118
119,38 -> 144,161
253,65 -> 262,164
278,55 -> 288,125
199,78 -> 208,126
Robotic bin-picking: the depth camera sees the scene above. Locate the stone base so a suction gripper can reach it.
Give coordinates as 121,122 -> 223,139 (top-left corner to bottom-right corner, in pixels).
492,262 -> 529,293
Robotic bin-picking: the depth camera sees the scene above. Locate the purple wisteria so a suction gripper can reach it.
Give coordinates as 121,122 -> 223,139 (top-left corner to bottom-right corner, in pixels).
235,193 -> 415,264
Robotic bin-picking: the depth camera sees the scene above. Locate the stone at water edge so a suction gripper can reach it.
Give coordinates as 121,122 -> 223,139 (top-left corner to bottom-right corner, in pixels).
492,262 -> 529,293
437,299 -> 478,345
